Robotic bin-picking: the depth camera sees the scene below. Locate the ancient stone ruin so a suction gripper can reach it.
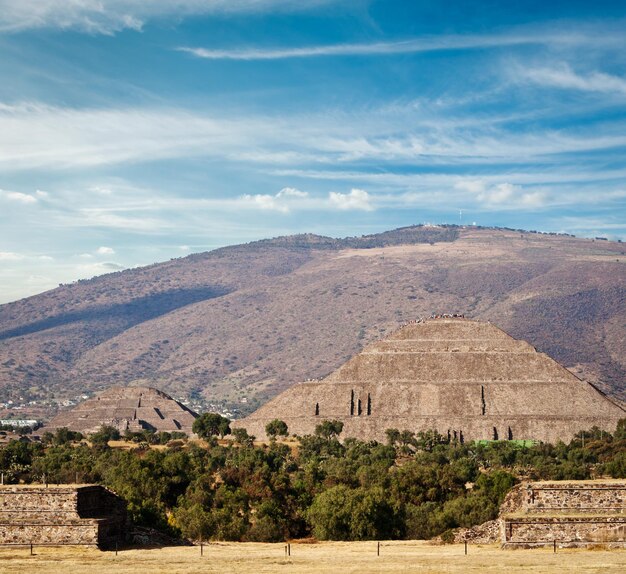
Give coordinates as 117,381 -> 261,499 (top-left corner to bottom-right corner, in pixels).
45,386 -> 198,435
237,318 -> 625,442
0,485 -> 127,548
500,480 -> 626,547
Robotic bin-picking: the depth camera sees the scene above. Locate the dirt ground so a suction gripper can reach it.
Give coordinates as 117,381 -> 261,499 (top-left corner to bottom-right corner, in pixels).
0,541 -> 624,574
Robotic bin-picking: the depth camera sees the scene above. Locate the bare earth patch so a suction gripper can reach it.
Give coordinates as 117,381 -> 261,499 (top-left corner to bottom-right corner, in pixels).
0,541 -> 624,574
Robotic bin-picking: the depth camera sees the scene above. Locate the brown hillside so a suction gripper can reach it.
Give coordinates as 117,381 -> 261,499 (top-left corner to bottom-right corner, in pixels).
0,226 -> 624,419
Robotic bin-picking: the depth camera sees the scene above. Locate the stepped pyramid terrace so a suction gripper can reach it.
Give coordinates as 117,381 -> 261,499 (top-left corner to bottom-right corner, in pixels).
500,480 -> 626,548
237,318 -> 625,443
45,386 -> 198,435
0,485 -> 127,548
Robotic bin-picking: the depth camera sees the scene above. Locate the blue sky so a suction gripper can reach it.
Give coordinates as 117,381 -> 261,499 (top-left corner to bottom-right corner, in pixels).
0,1 -> 625,303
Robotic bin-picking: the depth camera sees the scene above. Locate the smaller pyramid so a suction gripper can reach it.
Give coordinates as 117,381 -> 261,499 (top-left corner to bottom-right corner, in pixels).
237,318 -> 625,443
45,386 -> 198,435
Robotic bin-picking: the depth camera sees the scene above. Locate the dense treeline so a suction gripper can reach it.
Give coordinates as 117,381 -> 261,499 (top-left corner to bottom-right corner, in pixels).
0,420 -> 624,543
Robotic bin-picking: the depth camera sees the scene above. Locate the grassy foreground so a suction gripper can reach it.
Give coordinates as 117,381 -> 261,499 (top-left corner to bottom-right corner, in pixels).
1,541 -> 624,574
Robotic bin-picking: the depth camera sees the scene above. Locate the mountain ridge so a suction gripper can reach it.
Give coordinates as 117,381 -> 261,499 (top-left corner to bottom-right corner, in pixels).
0,225 -> 624,420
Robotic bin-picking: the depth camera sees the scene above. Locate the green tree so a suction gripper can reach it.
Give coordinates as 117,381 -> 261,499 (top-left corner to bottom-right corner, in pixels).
265,419 -> 289,439
232,427 -> 255,447
89,425 -> 120,447
53,427 -> 83,445
415,429 -> 446,452
315,420 -> 344,440
307,485 -> 402,540
173,503 -> 214,541
385,428 -> 401,446
603,451 -> 626,478
307,484 -> 355,540
398,430 -> 417,454
0,440 -> 42,483
474,470 -> 517,505
193,413 -> 231,439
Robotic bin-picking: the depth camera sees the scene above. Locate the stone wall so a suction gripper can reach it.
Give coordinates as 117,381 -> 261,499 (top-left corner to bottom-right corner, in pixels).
0,521 -> 101,545
503,517 -> 626,545
518,482 -> 626,514
0,485 -> 127,548
500,480 -> 626,548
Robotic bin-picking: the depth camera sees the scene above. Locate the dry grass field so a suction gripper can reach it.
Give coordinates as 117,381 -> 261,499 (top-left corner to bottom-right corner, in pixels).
1,541 -> 624,574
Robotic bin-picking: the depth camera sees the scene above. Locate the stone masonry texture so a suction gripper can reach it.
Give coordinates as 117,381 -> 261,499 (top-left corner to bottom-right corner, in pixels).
235,318 -> 625,443
45,386 -> 198,435
501,480 -> 626,548
0,485 -> 127,548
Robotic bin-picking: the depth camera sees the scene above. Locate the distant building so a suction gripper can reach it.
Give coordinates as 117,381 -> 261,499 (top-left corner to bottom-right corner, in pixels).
0,419 -> 39,428
44,386 -> 198,435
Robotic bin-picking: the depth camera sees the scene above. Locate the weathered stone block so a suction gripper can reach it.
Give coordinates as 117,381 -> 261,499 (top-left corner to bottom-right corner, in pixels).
501,480 -> 626,548
0,485 -> 127,549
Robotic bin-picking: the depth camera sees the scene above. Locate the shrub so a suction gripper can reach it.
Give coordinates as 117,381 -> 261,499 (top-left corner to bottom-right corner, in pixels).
193,413 -> 231,439
265,419 -> 289,439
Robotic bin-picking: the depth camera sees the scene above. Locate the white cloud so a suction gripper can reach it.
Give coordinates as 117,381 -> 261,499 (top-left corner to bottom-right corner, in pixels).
455,180 -> 547,209
179,245 -> 190,251
239,194 -> 289,213
239,187 -> 308,213
328,188 -> 373,211
76,210 -> 165,232
276,187 -> 308,198
89,186 -> 113,195
78,253 -> 93,259
178,29 -> 624,61
2,101 -> 626,173
38,255 -> 54,261
516,63 -> 626,95
0,251 -> 23,260
0,1 -> 335,34
97,246 -> 115,255
0,102 -> 300,170
0,189 -> 38,204
479,182 -> 519,204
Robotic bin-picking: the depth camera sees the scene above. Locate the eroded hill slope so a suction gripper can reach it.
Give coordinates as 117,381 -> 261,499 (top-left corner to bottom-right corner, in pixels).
0,226 -> 624,417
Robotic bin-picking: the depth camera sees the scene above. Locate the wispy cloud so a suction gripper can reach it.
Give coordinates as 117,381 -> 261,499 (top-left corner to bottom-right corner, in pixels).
0,251 -> 24,261
516,63 -> 626,95
270,166 -> 626,189
73,210 -> 167,232
178,30 -> 623,61
96,246 -> 115,255
0,0 -> 335,34
455,180 -> 547,209
0,189 -> 39,204
0,102 -> 251,169
3,101 -> 626,172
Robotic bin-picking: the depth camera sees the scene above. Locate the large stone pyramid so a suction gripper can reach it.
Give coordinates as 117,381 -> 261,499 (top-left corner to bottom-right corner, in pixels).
238,318 -> 625,443
46,386 -> 198,435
